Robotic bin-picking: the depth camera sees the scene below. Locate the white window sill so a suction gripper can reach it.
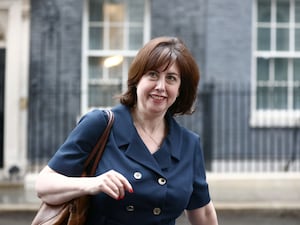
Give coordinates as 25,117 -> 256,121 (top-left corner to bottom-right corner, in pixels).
250,110 -> 300,127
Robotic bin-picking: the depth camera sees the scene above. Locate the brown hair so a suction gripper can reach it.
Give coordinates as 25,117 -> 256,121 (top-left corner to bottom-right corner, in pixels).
119,36 -> 200,115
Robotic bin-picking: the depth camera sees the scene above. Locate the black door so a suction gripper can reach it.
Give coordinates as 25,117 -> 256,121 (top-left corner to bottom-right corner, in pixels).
0,49 -> 5,168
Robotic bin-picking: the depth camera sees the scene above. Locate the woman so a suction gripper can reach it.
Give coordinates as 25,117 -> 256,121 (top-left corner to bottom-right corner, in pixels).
35,36 -> 218,225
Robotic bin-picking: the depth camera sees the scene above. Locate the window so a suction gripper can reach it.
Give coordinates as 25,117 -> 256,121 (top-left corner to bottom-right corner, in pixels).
251,0 -> 300,126
82,0 -> 150,111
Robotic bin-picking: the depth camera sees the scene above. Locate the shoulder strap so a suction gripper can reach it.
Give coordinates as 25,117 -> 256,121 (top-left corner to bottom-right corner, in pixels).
82,109 -> 114,176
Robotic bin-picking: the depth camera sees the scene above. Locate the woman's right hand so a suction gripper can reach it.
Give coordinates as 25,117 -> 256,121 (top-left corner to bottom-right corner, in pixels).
86,170 -> 133,200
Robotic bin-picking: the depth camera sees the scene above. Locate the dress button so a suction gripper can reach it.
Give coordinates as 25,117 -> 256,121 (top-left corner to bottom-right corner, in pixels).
158,177 -> 167,185
126,205 -> 135,212
134,172 -> 142,180
153,208 -> 161,215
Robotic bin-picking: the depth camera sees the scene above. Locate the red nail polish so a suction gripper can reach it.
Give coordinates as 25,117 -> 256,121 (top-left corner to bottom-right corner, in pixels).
117,195 -> 125,200
129,188 -> 134,193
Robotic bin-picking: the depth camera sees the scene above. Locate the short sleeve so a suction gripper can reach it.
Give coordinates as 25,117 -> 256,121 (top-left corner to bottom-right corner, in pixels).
186,137 -> 211,210
48,109 -> 109,176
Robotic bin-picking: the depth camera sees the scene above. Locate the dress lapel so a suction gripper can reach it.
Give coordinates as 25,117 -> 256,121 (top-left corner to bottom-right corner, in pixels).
112,104 -> 183,176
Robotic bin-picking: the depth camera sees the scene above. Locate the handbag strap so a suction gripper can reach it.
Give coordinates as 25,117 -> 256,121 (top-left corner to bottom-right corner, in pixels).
83,109 -> 114,176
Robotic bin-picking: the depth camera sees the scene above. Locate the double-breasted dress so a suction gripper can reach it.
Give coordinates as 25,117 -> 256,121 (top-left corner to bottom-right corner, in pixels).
48,104 -> 211,225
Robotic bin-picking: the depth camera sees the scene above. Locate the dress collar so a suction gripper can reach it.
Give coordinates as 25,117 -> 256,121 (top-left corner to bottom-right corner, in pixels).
111,104 -> 183,173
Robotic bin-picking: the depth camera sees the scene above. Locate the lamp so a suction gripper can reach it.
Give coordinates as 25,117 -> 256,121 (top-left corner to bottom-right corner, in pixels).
104,55 -> 123,68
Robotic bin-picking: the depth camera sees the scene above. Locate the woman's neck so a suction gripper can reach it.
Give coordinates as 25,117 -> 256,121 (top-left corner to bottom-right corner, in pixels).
131,108 -> 165,133
131,108 -> 167,153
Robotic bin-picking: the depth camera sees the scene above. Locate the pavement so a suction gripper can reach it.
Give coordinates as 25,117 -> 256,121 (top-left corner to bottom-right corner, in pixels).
0,172 -> 300,224
0,173 -> 300,217
207,172 -> 300,210
0,173 -> 300,211
1,172 -> 300,211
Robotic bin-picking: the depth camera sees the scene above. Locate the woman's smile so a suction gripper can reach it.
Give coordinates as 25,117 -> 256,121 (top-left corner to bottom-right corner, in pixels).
150,93 -> 167,101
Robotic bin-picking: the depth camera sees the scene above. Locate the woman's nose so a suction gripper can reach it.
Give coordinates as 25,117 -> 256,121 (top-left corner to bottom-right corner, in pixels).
155,78 -> 166,91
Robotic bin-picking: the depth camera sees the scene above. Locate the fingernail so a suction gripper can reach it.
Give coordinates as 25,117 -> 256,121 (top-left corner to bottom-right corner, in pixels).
129,188 -> 134,193
117,196 -> 124,200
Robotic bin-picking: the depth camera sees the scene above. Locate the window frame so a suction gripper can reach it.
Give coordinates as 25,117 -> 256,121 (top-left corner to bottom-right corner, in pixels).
81,0 -> 151,114
251,0 -> 300,127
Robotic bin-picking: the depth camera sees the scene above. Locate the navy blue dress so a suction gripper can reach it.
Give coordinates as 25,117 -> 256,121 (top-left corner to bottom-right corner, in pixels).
48,104 -> 211,225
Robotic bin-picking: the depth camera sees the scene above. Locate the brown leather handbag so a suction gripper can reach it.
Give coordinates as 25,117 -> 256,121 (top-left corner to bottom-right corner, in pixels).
31,110 -> 114,225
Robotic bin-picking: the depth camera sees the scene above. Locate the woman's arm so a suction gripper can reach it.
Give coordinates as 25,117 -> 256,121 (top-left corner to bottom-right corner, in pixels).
35,166 -> 133,205
185,201 -> 218,225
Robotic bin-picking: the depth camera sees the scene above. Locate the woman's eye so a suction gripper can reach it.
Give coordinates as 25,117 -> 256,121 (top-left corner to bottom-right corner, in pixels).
147,71 -> 158,78
167,75 -> 178,82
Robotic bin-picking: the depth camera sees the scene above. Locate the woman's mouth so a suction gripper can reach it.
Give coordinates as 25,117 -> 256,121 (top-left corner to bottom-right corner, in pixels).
150,94 -> 166,101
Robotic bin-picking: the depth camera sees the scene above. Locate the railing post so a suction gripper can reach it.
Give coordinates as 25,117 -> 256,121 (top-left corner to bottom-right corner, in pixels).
0,49 -> 5,168
284,127 -> 299,171
201,81 -> 215,171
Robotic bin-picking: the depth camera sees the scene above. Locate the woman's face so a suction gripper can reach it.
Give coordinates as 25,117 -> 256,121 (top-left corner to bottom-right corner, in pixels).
135,62 -> 181,116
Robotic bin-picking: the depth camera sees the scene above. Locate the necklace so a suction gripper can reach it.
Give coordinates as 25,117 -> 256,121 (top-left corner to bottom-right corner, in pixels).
134,122 -> 162,149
